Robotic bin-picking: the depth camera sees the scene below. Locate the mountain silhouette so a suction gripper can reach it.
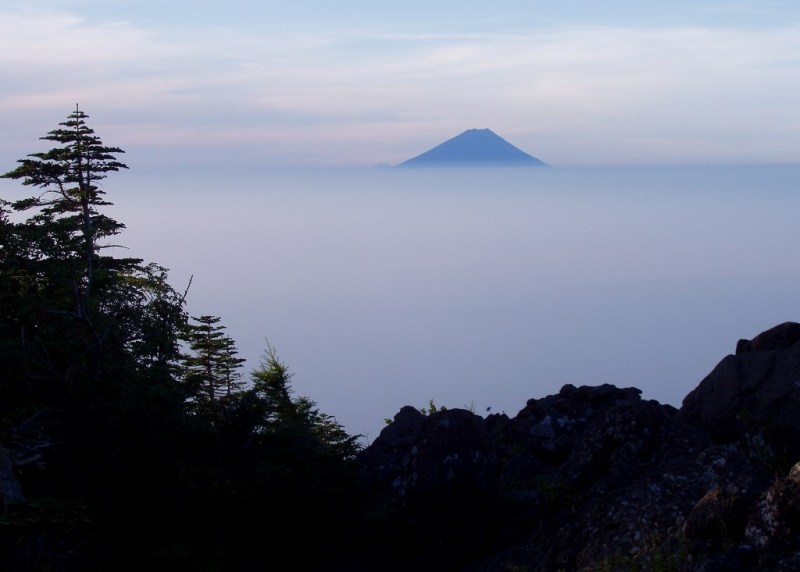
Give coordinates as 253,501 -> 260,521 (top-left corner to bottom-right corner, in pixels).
399,128 -> 549,167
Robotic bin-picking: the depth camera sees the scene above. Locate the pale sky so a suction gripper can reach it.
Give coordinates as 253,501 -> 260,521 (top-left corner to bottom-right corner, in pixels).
2,1 -> 799,169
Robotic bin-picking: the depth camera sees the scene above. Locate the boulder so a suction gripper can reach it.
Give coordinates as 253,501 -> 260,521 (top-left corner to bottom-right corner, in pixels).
735,321 -> 800,354
679,321 -> 800,463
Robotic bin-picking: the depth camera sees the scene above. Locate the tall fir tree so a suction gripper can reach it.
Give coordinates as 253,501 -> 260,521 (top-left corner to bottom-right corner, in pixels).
0,105 -> 187,390
179,314 -> 246,413
3,104 -> 130,312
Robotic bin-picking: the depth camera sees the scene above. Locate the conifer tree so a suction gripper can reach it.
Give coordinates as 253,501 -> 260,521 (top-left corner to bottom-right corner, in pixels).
250,343 -> 360,459
1,108 -> 365,570
2,104 -> 130,313
0,107 -> 188,520
0,105 -> 187,385
180,315 -> 246,411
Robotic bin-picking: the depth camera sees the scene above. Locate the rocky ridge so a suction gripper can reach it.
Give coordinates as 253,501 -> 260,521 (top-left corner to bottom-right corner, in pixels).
344,321 -> 800,571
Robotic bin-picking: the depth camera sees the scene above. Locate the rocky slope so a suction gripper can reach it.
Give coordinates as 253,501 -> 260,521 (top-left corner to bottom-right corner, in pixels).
344,321 -> 800,571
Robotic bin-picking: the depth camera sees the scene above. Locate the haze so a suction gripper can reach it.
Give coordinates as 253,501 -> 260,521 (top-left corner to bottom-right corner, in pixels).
105,165 -> 799,442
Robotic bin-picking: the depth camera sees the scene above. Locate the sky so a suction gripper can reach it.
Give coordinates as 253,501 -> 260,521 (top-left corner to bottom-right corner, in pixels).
2,1 -> 800,441
1,0 -> 800,169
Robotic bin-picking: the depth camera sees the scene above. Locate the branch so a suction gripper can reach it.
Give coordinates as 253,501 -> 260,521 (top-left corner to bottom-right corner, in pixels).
181,274 -> 193,303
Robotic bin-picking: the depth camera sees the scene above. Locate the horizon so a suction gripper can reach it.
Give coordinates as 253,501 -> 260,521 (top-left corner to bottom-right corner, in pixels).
2,2 -> 800,172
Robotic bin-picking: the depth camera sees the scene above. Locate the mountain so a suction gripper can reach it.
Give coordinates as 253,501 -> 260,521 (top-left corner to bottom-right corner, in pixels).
399,128 -> 549,167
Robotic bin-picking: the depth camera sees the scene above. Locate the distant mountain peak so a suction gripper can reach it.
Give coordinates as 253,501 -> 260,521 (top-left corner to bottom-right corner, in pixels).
399,129 -> 549,167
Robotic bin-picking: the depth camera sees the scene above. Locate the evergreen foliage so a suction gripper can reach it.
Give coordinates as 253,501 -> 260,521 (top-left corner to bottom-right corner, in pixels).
249,343 -> 362,460
179,314 -> 246,413
0,108 -> 365,571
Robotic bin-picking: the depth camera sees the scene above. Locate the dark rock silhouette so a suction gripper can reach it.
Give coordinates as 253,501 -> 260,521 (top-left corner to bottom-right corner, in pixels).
680,321 -> 800,448
343,322 -> 800,571
399,128 -> 549,167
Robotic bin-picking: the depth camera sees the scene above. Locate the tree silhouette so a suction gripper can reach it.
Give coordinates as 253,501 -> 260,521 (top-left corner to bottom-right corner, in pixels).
0,107 -> 190,569
179,314 -> 246,413
1,108 -> 366,571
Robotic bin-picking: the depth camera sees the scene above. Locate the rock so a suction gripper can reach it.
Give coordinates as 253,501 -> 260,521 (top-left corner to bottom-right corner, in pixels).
735,321 -> 800,354
356,406 -> 498,570
349,321 -> 800,571
746,462 -> 800,548
679,321 -> 800,464
356,405 -> 426,489
684,487 -> 751,544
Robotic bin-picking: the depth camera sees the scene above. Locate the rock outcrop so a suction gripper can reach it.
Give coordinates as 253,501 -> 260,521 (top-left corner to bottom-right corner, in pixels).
344,322 -> 800,571
680,321 -> 800,452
